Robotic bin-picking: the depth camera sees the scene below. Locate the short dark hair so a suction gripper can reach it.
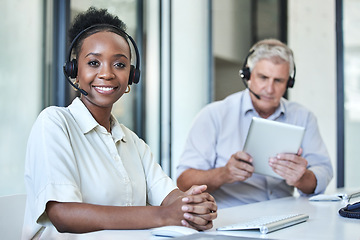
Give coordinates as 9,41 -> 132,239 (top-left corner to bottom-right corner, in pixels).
68,6 -> 128,58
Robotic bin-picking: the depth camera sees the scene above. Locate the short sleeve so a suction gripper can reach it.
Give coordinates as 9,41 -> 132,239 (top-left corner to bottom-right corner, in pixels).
25,108 -> 82,225
124,128 -> 177,206
176,105 -> 219,179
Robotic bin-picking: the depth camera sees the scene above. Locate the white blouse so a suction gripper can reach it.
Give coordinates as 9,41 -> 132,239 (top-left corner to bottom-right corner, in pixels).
22,97 -> 176,239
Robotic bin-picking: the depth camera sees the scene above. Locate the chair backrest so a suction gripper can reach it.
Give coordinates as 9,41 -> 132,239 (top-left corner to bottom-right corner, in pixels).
0,194 -> 26,240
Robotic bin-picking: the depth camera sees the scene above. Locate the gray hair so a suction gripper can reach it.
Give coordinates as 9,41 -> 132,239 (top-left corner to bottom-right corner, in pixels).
247,39 -> 295,77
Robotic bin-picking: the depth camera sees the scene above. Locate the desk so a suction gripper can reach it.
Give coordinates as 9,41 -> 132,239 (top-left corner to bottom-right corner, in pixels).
65,196 -> 359,240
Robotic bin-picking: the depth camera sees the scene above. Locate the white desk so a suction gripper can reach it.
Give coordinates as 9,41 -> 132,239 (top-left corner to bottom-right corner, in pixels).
63,196 -> 359,240
211,196 -> 360,240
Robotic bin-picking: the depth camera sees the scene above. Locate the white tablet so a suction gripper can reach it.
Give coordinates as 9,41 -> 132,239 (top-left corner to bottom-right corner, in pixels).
243,117 -> 305,179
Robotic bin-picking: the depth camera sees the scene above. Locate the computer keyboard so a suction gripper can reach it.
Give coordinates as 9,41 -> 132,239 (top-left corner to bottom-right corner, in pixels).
216,213 -> 309,234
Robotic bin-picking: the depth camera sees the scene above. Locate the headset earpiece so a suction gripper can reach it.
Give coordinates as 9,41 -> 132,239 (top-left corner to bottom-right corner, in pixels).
64,59 -> 78,79
287,64 -> 296,88
239,50 -> 254,81
240,66 -> 251,81
287,77 -> 295,88
128,65 -> 141,85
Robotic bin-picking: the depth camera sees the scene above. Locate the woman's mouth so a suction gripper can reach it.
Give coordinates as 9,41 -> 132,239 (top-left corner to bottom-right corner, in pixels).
93,86 -> 117,94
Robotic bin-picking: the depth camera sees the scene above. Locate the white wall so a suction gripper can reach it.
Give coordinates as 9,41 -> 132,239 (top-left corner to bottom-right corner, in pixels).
288,0 -> 337,192
0,0 -> 43,195
170,0 -> 211,178
213,0 -> 252,63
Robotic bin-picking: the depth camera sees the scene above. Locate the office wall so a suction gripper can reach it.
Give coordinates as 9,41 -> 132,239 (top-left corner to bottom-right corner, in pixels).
212,0 -> 252,63
170,0 -> 211,177
0,0 -> 43,195
288,0 -> 337,192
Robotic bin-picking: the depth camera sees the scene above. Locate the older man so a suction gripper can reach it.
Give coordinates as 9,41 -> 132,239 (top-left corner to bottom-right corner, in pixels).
176,39 -> 333,209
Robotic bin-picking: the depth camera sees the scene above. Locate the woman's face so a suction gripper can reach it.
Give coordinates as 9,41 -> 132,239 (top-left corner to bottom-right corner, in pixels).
76,31 -> 131,111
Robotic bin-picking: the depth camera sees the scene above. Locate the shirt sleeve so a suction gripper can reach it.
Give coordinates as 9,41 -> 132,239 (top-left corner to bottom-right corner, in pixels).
25,108 -> 82,226
176,105 -> 219,179
299,112 -> 333,195
126,129 -> 177,206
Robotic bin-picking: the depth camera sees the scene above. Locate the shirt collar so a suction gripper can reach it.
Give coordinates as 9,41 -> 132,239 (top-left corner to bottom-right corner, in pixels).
110,115 -> 126,143
242,89 -> 285,119
68,98 -> 126,142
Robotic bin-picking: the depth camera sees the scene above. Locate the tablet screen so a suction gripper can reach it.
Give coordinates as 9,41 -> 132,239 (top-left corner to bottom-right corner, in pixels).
243,117 -> 305,179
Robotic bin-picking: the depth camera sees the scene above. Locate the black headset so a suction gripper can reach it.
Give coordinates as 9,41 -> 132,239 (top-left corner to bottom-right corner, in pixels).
239,49 -> 296,88
63,24 -> 141,95
339,201 -> 360,219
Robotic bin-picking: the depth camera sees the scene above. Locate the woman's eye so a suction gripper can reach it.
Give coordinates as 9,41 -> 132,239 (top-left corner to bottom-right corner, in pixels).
88,61 -> 99,67
115,62 -> 126,68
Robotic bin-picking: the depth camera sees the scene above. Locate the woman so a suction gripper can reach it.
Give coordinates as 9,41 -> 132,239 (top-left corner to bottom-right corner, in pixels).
22,7 -> 217,239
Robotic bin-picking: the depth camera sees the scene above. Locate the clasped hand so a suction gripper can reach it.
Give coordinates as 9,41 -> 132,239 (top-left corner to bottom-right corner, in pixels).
177,185 -> 217,230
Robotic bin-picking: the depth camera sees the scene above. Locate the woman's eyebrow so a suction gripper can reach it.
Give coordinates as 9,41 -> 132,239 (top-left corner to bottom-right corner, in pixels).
84,52 -> 129,59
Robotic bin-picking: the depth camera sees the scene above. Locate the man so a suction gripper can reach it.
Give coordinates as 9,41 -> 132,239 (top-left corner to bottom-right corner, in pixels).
176,39 -> 333,209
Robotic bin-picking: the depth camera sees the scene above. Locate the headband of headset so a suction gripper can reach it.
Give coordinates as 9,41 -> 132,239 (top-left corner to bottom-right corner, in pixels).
63,23 -> 140,85
240,48 -> 296,88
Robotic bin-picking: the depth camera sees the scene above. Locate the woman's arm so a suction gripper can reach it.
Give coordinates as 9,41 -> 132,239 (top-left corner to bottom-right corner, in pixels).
46,185 -> 217,233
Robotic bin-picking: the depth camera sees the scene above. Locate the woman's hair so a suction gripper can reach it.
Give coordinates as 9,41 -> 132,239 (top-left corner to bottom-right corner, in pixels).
247,39 -> 295,78
68,7 -> 128,58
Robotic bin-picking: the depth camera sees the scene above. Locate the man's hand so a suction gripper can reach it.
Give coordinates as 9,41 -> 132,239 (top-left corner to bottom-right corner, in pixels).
223,151 -> 254,183
269,148 -> 307,186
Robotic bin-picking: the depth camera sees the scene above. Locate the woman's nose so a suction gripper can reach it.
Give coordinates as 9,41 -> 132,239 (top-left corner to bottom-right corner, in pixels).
98,64 -> 115,80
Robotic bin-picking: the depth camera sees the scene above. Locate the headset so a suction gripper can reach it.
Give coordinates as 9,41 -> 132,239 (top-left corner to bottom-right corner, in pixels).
239,49 -> 296,88
63,24 -> 141,96
339,201 -> 360,219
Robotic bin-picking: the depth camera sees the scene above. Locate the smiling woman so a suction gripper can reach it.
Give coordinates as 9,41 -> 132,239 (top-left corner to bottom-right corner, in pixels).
22,7 -> 217,239
75,31 -> 132,129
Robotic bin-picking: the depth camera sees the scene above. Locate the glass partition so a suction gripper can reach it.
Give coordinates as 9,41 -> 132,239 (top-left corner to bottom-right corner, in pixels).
343,0 -> 360,188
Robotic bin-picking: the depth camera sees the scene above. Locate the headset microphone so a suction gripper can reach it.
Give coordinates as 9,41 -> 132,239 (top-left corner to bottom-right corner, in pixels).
239,50 -> 260,100
239,70 -> 261,100
63,67 -> 89,96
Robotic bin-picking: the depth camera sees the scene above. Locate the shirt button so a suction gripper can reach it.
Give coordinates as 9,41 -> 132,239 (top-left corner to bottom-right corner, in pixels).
126,203 -> 132,206
114,155 -> 120,161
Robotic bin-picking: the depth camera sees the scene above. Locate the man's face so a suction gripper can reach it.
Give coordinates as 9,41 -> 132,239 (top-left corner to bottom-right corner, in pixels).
248,58 -> 290,118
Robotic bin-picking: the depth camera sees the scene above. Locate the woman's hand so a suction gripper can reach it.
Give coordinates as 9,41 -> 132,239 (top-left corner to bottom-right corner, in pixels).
181,185 -> 217,230
160,185 -> 217,230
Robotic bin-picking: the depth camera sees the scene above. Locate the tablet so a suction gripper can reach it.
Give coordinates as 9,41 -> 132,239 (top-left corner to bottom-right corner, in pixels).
243,117 -> 305,179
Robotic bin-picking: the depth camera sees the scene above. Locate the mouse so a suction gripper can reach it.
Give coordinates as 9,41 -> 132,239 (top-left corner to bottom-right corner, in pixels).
150,225 -> 199,238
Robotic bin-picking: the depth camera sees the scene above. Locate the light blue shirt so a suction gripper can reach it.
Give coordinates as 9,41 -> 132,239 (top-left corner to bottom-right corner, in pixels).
176,89 -> 333,209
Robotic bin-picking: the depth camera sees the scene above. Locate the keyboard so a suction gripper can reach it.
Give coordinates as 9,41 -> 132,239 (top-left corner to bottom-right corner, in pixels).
216,213 -> 309,234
